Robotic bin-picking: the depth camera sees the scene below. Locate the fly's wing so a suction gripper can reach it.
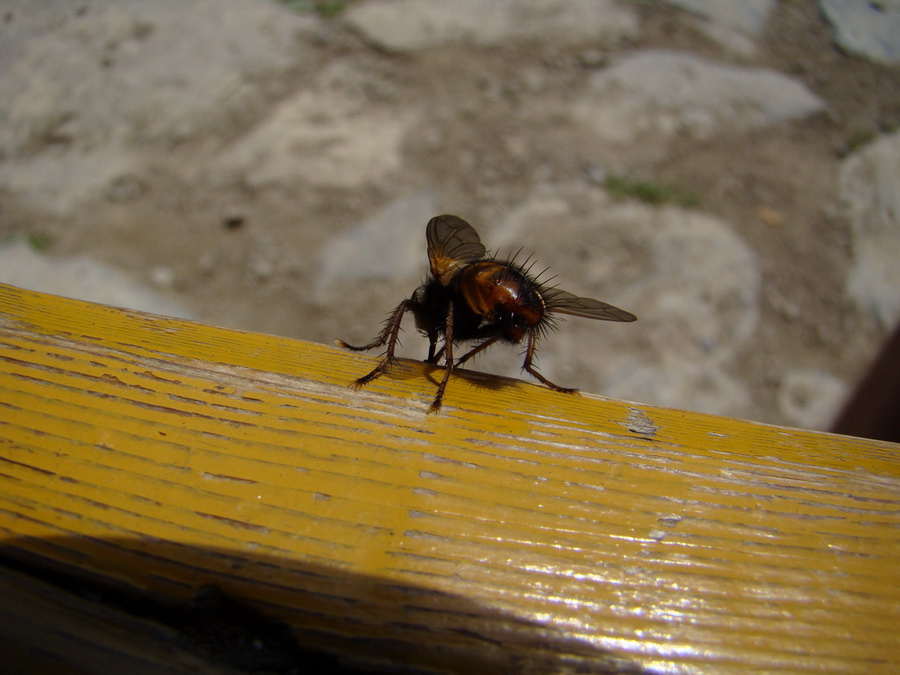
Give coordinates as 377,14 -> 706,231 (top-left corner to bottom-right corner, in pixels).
546,289 -> 637,322
426,215 -> 486,285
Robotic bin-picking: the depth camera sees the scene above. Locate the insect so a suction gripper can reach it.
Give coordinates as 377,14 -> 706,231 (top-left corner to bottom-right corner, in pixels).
337,215 -> 636,413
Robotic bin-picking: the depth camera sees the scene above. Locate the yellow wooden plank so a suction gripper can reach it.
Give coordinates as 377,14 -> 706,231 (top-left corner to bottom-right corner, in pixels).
0,282 -> 898,673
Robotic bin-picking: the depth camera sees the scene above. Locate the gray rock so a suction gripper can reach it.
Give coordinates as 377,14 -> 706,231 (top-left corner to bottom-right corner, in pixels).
777,369 -> 849,431
574,51 -> 825,157
0,0 -> 317,212
473,189 -> 760,419
0,240 -> 192,318
342,0 -> 638,53
667,0 -> 776,55
599,205 -> 760,417
315,191 -> 438,300
216,81 -> 415,190
821,0 -> 900,64
0,148 -> 138,218
669,0 -> 774,35
838,132 -> 900,328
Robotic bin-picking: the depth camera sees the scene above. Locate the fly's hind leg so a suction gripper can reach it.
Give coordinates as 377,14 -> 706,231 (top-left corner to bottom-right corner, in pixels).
336,299 -> 410,388
522,331 -> 577,394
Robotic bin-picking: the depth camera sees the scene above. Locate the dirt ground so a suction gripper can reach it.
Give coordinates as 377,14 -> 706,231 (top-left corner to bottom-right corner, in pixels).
2,0 -> 899,430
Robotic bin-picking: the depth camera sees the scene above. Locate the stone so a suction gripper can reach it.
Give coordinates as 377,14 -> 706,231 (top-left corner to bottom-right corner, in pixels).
342,0 -> 638,53
315,191 -> 438,300
473,189 -> 760,419
821,0 -> 900,65
777,369 -> 849,431
668,0 -> 774,36
838,132 -> 900,328
575,51 -> 825,155
0,0 -> 318,212
667,0 -> 776,56
0,239 -> 192,318
217,87 -> 414,190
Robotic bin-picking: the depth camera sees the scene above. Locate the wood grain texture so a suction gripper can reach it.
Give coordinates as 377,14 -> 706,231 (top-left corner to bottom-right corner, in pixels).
0,282 -> 898,673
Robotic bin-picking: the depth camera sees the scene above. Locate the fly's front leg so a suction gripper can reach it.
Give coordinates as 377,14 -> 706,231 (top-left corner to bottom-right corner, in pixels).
337,299 -> 410,388
522,331 -> 577,394
428,301 -> 455,414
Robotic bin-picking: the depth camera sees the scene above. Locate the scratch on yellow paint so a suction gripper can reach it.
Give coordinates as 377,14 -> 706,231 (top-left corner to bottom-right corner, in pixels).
1,282 -> 898,672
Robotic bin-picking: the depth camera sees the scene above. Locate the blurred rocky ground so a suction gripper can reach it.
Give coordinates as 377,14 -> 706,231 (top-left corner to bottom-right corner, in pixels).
1,0 -> 898,430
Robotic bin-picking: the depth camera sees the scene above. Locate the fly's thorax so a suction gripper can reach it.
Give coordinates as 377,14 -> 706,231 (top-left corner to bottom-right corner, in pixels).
411,278 -> 452,336
458,261 -> 546,342
411,283 -> 428,306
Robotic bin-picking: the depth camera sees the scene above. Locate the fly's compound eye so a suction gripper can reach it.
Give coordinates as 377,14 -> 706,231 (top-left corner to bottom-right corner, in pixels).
502,310 -> 532,342
511,313 -> 530,330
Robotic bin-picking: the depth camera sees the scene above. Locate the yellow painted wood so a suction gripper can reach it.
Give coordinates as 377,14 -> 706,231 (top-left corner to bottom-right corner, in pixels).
0,282 -> 898,673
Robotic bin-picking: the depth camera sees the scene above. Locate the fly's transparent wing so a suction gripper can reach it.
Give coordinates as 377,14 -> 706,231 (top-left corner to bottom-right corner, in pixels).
426,215 -> 486,285
546,288 -> 636,322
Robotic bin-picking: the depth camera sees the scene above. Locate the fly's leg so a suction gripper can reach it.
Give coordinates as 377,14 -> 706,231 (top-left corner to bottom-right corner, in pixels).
454,336 -> 500,367
425,330 -> 441,363
428,301 -> 455,414
336,299 -> 408,352
336,300 -> 410,388
429,331 -> 500,412
522,331 -> 577,394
